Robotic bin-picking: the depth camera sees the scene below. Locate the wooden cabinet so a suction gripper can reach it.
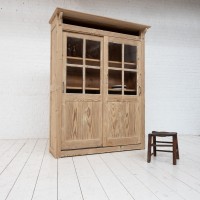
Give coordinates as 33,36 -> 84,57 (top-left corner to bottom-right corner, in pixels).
49,8 -> 150,157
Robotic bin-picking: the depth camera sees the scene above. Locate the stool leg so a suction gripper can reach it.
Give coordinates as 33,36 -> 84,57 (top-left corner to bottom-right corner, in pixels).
173,135 -> 177,165
153,135 -> 156,156
176,135 -> 179,159
147,134 -> 152,163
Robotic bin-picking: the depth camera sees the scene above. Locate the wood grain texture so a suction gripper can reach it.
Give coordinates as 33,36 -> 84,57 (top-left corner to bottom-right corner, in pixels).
60,143 -> 143,157
104,101 -> 140,146
139,30 -> 145,149
61,101 -> 102,150
62,24 -> 140,41
49,25 -> 57,153
49,8 -> 150,30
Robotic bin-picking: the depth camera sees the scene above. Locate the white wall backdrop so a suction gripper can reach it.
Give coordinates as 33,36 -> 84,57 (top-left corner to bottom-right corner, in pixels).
0,0 -> 200,139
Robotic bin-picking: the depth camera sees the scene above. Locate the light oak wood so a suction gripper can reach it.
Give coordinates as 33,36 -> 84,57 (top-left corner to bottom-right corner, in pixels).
61,101 -> 102,150
62,24 -> 140,40
49,8 -> 150,31
49,8 -> 149,157
60,143 -> 144,157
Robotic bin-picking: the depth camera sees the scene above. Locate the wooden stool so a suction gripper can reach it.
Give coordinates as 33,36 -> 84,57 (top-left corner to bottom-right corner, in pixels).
147,131 -> 179,165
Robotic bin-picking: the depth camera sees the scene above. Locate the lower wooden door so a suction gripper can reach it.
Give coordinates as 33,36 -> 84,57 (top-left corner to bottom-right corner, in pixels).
103,99 -> 141,146
61,98 -> 103,150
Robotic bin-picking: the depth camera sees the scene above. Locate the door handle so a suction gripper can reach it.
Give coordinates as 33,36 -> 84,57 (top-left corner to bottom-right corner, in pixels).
138,86 -> 142,96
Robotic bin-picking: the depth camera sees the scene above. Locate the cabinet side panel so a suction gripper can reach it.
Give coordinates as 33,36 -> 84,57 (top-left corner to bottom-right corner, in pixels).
137,35 -> 145,149
50,27 -> 57,155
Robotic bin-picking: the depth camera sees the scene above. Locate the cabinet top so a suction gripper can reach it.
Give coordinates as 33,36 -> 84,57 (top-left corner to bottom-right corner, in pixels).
49,8 -> 150,33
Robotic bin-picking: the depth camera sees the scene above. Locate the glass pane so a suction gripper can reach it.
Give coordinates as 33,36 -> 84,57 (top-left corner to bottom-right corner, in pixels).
67,37 -> 83,58
86,40 -> 100,60
124,71 -> 137,95
109,43 -> 122,62
66,66 -> 83,93
85,68 -> 100,94
108,70 -> 122,95
124,45 -> 137,65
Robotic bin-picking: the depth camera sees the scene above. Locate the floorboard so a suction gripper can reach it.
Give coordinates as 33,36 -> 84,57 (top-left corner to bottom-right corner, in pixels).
100,153 -> 159,200
0,139 -> 37,200
58,157 -> 83,200
32,142 -> 57,200
0,140 -> 26,175
73,156 -> 109,200
6,139 -> 47,200
87,154 -> 134,200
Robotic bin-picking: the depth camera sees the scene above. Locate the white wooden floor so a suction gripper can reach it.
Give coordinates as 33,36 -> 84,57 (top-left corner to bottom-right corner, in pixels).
0,135 -> 200,200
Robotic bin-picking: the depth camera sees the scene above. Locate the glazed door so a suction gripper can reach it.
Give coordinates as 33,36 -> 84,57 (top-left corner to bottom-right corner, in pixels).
61,32 -> 103,150
103,37 -> 142,147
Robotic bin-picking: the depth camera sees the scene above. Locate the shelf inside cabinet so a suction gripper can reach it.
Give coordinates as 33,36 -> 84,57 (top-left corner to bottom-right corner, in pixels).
86,87 -> 100,90
67,56 -> 83,65
108,67 -> 123,71
108,88 -> 137,95
124,62 -> 137,69
85,87 -> 100,94
124,62 -> 136,65
67,56 -> 83,60
66,86 -> 82,89
108,61 -> 122,68
66,86 -> 83,93
108,88 -> 136,92
86,58 -> 100,67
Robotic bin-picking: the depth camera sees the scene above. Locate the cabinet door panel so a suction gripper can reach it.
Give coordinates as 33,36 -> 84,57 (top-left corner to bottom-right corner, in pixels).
104,101 -> 140,146
61,101 -> 102,150
103,37 -> 142,147
62,33 -> 103,150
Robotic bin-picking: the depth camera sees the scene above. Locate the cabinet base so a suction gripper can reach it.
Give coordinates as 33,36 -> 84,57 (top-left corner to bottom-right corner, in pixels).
59,143 -> 144,157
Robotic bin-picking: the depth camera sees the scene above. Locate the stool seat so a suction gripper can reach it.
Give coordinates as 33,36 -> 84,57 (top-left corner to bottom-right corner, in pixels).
147,131 -> 179,165
152,131 -> 177,137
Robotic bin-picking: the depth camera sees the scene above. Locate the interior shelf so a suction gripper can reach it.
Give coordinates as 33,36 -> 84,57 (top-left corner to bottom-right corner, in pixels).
108,88 -> 136,92
67,56 -> 83,60
86,58 -> 100,61
108,67 -> 122,71
86,87 -> 100,90
108,61 -> 122,64
66,86 -> 82,89
124,62 -> 136,65
67,57 -> 100,61
66,64 -> 83,68
85,65 -> 100,69
67,57 -> 83,65
66,86 -> 100,90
